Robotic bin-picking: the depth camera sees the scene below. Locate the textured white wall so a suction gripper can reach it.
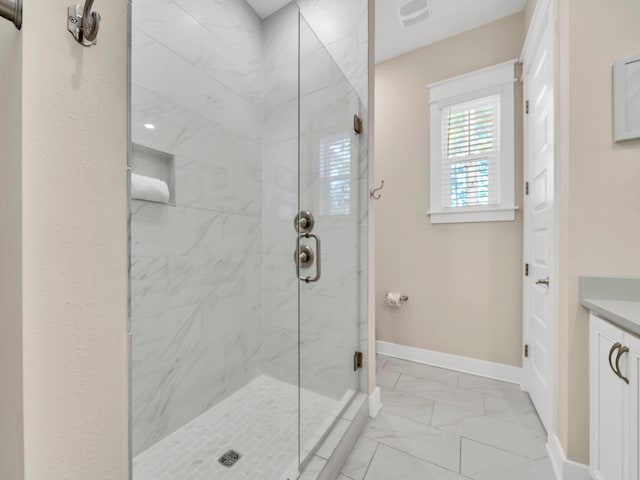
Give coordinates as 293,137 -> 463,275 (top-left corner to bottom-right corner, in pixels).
20,0 -> 129,478
0,17 -> 24,480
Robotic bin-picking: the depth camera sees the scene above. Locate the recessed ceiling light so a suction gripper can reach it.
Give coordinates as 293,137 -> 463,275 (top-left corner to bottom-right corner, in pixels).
144,123 -> 155,130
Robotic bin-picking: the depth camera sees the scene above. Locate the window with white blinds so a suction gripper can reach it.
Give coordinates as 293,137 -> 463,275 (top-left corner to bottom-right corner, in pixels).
319,133 -> 352,216
428,60 -> 516,224
441,95 -> 500,208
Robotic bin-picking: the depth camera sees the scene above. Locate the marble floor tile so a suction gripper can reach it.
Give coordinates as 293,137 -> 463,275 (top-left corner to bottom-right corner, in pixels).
430,402 -> 481,427
458,372 -> 523,397
376,368 -> 400,389
363,412 -> 460,472
384,358 -> 459,386
435,414 -> 548,459
461,438 -> 556,480
483,390 -> 536,416
376,354 -> 389,369
360,358 -> 554,480
380,387 -> 434,425
394,374 -> 485,414
341,436 -> 378,480
488,411 -> 546,434
363,445 -> 467,480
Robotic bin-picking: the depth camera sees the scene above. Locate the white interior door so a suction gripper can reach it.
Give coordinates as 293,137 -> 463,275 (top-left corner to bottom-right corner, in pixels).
522,4 -> 556,435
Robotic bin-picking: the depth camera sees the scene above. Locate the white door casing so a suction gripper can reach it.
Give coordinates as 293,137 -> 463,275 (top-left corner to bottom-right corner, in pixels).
521,0 -> 557,435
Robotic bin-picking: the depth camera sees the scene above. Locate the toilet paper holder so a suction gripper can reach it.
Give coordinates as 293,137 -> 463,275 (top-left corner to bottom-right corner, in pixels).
385,293 -> 409,302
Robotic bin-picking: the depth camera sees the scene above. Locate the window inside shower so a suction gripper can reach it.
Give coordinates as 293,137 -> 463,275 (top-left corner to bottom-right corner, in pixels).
128,1 -> 368,479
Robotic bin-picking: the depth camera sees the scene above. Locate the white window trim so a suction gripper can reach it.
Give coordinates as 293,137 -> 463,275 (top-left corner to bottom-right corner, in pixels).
428,60 -> 518,224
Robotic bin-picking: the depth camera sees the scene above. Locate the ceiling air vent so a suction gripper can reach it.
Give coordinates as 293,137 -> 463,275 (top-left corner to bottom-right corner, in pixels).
398,0 -> 430,28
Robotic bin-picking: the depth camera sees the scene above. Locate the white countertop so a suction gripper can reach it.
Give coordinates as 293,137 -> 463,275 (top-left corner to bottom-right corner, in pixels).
581,298 -> 640,337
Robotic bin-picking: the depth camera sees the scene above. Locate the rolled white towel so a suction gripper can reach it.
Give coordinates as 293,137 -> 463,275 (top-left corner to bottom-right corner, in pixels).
131,173 -> 170,204
385,292 -> 402,307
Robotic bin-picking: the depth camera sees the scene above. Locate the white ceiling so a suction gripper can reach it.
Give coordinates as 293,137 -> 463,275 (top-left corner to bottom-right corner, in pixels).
245,0 -> 292,19
376,0 -> 527,63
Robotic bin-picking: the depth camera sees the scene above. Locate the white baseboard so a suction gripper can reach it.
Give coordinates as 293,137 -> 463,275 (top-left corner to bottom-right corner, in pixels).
368,386 -> 382,418
547,434 -> 591,480
376,340 -> 522,385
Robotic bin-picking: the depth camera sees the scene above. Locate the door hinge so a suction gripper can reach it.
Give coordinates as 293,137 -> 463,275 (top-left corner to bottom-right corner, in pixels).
524,345 -> 529,358
354,114 -> 363,135
354,351 -> 363,371
525,100 -> 530,114
525,181 -> 529,195
525,263 -> 529,276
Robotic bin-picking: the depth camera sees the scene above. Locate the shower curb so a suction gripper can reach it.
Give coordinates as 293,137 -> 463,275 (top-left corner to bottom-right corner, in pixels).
299,393 -> 369,480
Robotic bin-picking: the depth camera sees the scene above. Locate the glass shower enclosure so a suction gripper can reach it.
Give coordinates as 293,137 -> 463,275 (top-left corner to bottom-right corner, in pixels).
129,1 -> 368,479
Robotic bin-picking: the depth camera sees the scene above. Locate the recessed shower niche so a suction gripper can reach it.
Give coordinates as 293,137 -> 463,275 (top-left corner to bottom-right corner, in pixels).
131,144 -> 175,204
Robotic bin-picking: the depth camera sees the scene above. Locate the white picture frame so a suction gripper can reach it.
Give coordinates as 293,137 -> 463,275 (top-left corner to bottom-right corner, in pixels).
613,53 -> 640,142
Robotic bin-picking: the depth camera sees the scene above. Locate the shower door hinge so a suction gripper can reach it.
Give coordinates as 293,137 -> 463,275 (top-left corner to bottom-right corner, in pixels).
354,115 -> 363,135
525,263 -> 529,276
354,351 -> 363,371
524,344 -> 529,358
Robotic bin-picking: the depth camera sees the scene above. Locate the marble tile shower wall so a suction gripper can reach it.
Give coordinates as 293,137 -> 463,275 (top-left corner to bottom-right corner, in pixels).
297,0 -> 369,106
261,4 -> 300,387
130,0 -> 264,456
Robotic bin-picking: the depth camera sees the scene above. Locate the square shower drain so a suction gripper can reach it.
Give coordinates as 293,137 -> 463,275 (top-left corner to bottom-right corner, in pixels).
218,450 -> 241,468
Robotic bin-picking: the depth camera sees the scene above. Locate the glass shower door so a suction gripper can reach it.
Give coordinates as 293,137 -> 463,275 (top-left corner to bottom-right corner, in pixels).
297,14 -> 362,463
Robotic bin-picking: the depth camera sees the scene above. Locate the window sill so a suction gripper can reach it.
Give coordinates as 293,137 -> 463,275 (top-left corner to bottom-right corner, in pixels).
427,206 -> 518,224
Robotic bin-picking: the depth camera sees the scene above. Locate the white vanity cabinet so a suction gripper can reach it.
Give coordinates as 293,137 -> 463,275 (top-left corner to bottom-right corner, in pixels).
590,313 -> 640,480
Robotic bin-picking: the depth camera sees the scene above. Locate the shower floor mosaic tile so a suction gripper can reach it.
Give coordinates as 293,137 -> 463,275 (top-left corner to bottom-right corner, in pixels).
133,375 -> 353,480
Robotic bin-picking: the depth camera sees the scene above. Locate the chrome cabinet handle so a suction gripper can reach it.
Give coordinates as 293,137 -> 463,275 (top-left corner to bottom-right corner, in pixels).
615,346 -> 630,384
609,342 -> 623,379
297,232 -> 321,283
536,277 -> 550,287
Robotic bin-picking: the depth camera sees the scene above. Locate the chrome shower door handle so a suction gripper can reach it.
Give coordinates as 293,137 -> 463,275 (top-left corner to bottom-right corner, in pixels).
297,232 -> 321,283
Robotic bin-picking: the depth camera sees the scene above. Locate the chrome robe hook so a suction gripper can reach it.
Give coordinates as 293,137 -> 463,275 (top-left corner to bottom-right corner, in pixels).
0,0 -> 22,29
68,0 -> 101,46
370,180 -> 384,200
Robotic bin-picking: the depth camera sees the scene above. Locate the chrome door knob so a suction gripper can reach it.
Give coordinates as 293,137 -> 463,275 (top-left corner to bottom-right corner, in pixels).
535,277 -> 550,287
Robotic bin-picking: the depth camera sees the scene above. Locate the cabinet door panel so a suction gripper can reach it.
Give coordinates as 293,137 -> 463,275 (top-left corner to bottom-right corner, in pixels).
590,314 -> 626,480
624,332 -> 640,480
